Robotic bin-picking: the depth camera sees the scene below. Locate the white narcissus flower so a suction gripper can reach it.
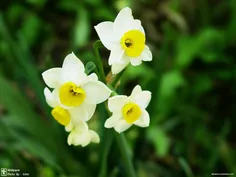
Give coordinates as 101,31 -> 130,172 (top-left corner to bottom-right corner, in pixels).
94,7 -> 152,74
67,120 -> 100,147
42,52 -> 111,122
105,85 -> 151,133
44,87 -> 100,146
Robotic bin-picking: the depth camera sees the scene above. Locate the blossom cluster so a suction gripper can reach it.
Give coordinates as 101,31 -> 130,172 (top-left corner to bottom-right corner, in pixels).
42,7 -> 152,146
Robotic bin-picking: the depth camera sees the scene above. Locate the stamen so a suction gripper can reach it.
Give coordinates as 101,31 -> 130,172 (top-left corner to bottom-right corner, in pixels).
121,30 -> 145,57
122,103 -> 142,124
59,82 -> 86,106
125,39 -> 132,47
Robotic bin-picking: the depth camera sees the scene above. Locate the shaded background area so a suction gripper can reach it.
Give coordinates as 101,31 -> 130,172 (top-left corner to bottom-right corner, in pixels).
0,0 -> 236,176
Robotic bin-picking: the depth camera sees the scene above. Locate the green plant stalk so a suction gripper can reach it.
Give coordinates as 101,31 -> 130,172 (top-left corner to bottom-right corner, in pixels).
116,133 -> 137,177
93,41 -> 136,177
93,40 -> 106,83
93,40 -> 113,177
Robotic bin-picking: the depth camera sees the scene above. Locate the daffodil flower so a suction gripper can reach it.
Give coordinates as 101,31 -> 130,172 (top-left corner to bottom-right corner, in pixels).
42,52 -> 111,122
94,7 -> 152,74
67,119 -> 100,147
44,87 -> 99,146
105,85 -> 151,133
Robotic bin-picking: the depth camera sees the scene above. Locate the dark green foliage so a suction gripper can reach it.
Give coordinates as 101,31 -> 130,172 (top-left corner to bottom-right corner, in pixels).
0,0 -> 235,176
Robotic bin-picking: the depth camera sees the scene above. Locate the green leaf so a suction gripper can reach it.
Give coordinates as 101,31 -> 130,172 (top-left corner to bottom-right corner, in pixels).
18,14 -> 41,47
147,126 -> 170,157
122,64 -> 155,87
58,0 -> 80,11
26,0 -> 47,7
157,70 -> 185,114
73,7 -> 90,48
178,157 -> 194,177
176,28 -> 225,68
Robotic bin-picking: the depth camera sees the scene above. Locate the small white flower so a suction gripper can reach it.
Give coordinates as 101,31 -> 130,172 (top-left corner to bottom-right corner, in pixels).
42,52 -> 111,121
44,88 -> 99,146
94,7 -> 152,74
67,120 -> 100,147
105,85 -> 151,133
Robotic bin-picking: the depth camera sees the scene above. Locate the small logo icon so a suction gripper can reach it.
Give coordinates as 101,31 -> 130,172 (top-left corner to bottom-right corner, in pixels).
1,168 -> 7,176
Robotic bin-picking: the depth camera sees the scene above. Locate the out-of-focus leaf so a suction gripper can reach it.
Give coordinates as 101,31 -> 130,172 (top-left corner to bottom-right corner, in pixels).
0,75 -> 65,165
115,0 -> 131,10
58,0 -> 80,11
0,75 -> 51,141
85,0 -> 101,6
0,118 -> 60,170
147,126 -> 170,157
6,4 -> 25,24
157,70 -> 185,114
226,0 -> 236,42
26,0 -> 47,7
39,167 -> 55,177
193,75 -> 212,96
122,64 -> 155,86
73,7 -> 90,48
19,14 -> 41,47
176,29 -> 225,68
178,157 -> 194,177
94,7 -> 115,21
12,136 -> 60,170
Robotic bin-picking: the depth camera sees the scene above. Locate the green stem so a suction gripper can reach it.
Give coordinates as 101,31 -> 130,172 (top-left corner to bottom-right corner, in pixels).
116,133 -> 136,177
93,40 -> 136,177
93,40 -> 106,83
110,70 -> 125,87
93,40 -> 113,177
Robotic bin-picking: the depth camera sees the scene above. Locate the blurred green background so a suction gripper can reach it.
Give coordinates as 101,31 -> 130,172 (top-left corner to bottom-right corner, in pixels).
0,0 -> 236,177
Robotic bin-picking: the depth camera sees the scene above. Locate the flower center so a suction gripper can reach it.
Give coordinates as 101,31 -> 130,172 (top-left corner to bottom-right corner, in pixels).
122,102 -> 142,124
59,82 -> 86,107
121,30 -> 145,57
51,106 -> 70,126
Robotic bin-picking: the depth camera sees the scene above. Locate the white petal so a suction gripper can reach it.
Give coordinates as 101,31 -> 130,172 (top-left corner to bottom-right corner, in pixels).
89,130 -> 100,144
108,95 -> 128,112
104,113 -> 122,128
114,7 -> 137,38
83,81 -> 111,104
65,121 -> 73,132
108,45 -> 125,65
67,121 -> 89,146
69,103 -> 96,123
61,52 -> 86,85
62,52 -> 84,71
69,106 -> 87,125
111,62 -> 129,74
80,130 -> 100,147
67,122 -> 99,146
94,22 -> 117,50
42,68 -> 61,88
135,20 -> 145,33
130,57 -> 142,66
111,55 -> 129,74
140,45 -> 152,61
74,120 -> 89,131
114,119 -> 132,133
87,73 -> 98,81
130,85 -> 142,98
134,110 -> 150,127
68,129 -> 86,146
43,87 -> 58,108
133,90 -> 151,109
132,90 -> 151,109
84,104 -> 96,121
